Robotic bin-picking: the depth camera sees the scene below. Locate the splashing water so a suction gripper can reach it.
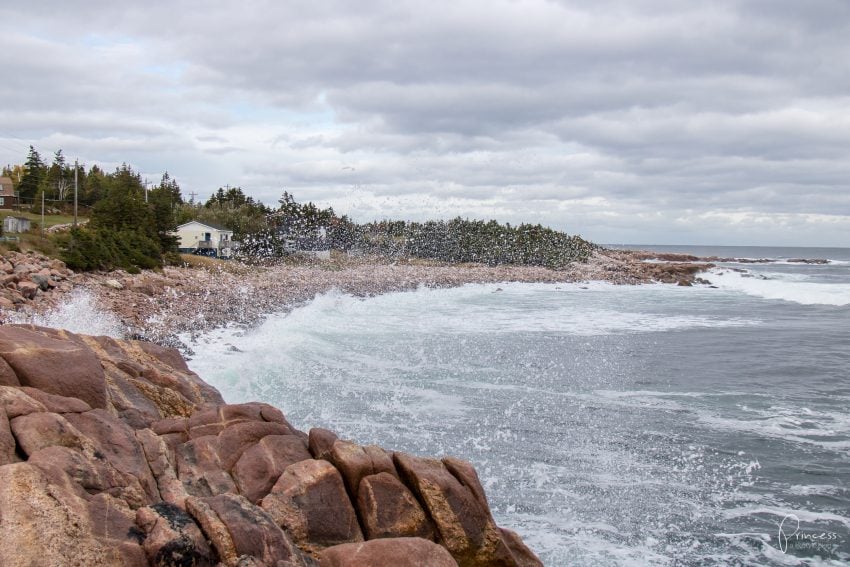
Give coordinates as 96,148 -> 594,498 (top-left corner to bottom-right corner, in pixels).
6,289 -> 126,337
185,280 -> 850,565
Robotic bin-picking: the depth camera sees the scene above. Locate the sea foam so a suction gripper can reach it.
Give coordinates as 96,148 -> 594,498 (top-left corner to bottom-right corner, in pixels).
704,269 -> 850,306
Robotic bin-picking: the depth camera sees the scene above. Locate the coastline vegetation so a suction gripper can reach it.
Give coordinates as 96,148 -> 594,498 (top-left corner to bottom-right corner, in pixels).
3,147 -> 596,272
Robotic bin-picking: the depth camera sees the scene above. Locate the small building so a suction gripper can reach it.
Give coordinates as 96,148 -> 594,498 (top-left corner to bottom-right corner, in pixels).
3,216 -> 31,233
174,221 -> 237,258
0,177 -> 16,210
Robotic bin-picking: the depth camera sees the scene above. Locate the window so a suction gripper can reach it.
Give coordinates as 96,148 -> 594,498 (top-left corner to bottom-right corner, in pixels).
0,197 -> 5,206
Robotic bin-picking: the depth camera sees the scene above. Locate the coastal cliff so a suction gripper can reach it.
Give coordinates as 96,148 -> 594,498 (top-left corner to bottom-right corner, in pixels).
0,324 -> 541,566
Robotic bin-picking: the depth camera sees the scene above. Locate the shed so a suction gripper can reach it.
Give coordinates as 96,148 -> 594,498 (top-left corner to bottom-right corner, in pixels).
3,216 -> 31,233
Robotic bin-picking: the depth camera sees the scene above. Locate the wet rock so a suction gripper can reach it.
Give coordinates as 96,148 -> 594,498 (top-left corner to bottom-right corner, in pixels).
136,502 -> 217,566
187,402 -> 293,440
0,325 -> 107,409
308,427 -> 338,460
499,528 -> 545,567
232,434 -> 312,503
216,420 -> 293,471
318,537 -> 459,567
330,440 -> 397,499
261,458 -> 363,554
187,493 -> 310,566
357,472 -> 435,541
393,452 -> 518,567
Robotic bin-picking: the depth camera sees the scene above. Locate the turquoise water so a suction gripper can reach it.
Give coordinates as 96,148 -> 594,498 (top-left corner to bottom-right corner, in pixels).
184,247 -> 850,566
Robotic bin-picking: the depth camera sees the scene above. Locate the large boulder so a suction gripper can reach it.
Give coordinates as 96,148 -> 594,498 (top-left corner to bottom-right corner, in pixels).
393,453 -> 521,567
329,440 -> 396,500
308,427 -> 338,460
0,325 -> 107,409
261,459 -> 363,554
187,493 -> 310,567
318,537 -> 458,567
357,472 -> 435,541
232,434 -> 312,503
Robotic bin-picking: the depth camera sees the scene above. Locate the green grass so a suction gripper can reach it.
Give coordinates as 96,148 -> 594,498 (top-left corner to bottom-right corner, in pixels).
0,210 -> 87,228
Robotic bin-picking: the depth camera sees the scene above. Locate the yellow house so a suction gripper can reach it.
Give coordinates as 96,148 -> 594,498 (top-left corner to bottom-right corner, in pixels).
174,221 -> 236,258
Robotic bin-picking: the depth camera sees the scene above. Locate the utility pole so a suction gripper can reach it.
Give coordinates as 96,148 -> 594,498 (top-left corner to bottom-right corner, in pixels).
41,192 -> 45,238
189,191 -> 198,205
144,179 -> 149,203
73,159 -> 78,227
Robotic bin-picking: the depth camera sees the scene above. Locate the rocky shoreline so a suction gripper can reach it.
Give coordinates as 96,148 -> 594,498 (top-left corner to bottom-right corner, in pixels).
0,324 -> 541,566
1,248 -> 712,346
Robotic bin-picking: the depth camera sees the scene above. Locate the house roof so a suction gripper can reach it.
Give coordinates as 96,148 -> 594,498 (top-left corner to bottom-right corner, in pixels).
176,220 -> 233,232
4,216 -> 30,222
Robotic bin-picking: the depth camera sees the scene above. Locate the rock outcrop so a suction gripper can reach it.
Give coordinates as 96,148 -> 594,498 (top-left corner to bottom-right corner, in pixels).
0,324 -> 541,566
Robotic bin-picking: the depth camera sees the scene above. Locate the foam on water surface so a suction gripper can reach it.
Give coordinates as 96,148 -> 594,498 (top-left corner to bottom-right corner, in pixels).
183,280 -> 849,565
704,268 -> 850,306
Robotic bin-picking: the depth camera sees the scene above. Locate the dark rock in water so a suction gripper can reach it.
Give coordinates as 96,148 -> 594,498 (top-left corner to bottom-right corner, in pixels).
0,326 -> 541,566
787,258 -> 828,264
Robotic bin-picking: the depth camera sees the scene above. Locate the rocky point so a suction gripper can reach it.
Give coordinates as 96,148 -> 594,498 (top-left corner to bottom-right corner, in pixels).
0,324 -> 542,566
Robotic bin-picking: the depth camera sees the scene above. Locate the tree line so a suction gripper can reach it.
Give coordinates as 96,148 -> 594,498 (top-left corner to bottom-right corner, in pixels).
3,147 -> 595,271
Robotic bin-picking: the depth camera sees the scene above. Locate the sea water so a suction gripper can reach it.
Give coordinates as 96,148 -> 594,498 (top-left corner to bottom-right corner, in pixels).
50,246 -> 850,565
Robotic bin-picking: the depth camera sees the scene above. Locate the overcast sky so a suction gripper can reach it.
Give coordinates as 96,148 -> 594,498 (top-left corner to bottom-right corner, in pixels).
1,1 -> 849,246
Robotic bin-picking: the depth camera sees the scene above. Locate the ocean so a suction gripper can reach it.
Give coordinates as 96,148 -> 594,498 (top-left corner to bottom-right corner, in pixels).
177,246 -> 848,565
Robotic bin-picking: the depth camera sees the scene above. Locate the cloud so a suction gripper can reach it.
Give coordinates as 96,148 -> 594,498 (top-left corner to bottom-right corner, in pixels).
0,0 -> 848,245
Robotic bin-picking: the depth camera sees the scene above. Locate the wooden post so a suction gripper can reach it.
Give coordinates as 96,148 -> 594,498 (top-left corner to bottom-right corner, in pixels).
41,192 -> 45,238
74,159 -> 78,227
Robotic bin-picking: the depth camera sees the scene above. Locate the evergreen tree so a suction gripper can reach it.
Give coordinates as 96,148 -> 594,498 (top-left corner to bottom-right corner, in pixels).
18,146 -> 45,201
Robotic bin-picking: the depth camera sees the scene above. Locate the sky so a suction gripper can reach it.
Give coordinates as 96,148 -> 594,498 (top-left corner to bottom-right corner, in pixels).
1,1 -> 849,246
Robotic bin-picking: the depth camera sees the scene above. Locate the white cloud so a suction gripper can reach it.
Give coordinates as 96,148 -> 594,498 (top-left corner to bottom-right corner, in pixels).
0,0 -> 848,245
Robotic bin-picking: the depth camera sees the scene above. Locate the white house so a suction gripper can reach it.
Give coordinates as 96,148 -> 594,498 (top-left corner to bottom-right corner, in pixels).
174,221 -> 237,258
